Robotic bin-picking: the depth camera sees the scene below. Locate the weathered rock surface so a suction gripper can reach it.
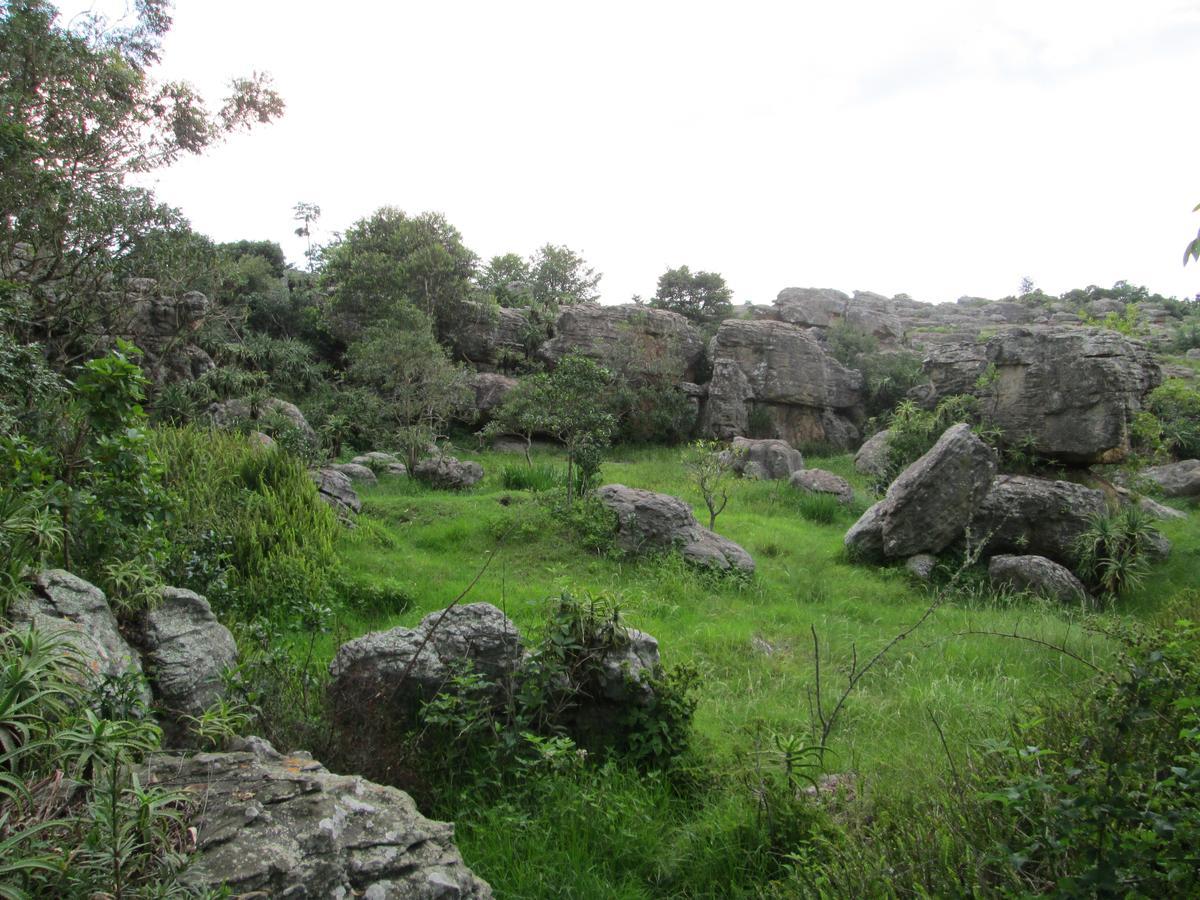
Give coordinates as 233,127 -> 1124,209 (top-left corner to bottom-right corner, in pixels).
413,456 -> 484,490
328,462 -> 378,485
844,501 -> 886,561
988,554 -> 1090,603
209,397 -> 317,443
854,429 -> 892,479
9,570 -> 146,694
790,468 -> 855,504
451,301 -> 533,371
553,626 -> 662,743
975,475 -> 1109,564
596,484 -> 755,574
310,467 -> 362,516
1140,459 -> 1200,498
922,326 -> 1161,463
471,372 -> 519,421
905,553 -> 938,581
329,603 -> 525,721
116,279 -> 215,383
136,588 -> 237,729
350,451 -> 405,476
844,424 -> 997,559
538,304 -> 705,382
145,739 -> 492,898
772,287 -> 903,342
727,437 -> 804,480
702,319 -> 864,448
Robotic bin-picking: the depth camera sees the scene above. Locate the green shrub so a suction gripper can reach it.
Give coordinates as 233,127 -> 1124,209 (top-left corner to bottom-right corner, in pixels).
1074,507 -> 1161,599
500,462 -> 564,492
151,425 -> 342,621
793,491 -> 845,525
1145,379 -> 1200,459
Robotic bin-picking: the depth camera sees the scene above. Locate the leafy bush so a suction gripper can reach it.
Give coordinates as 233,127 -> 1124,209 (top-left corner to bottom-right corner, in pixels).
1074,507 -> 1161,599
151,425 -> 342,621
1144,379 -> 1200,459
793,491 -> 846,525
827,323 -> 928,417
880,394 -> 985,485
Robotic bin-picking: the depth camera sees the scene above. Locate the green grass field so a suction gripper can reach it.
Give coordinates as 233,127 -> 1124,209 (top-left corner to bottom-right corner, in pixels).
323,446 -> 1200,897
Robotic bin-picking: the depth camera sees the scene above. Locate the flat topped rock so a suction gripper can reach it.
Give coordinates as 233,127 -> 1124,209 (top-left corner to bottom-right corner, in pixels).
988,554 -> 1090,604
596,484 -> 755,575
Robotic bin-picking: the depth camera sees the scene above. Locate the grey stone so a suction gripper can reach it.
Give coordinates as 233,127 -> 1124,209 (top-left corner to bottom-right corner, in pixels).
905,554 -> 938,581
136,588 -> 237,729
843,501 -> 886,562
9,571 -> 147,698
471,372 -> 518,422
854,429 -> 892,479
1140,459 -> 1200,498
727,437 -> 804,480
975,475 -> 1109,565
144,740 -> 492,898
209,397 -> 317,443
310,467 -> 362,516
451,300 -> 533,371
596,484 -> 755,575
922,326 -> 1161,463
351,451 -> 402,469
988,555 -> 1090,603
538,304 -> 705,382
790,468 -> 855,504
329,603 -> 525,722
702,319 -> 864,449
845,424 -> 997,559
328,462 -> 378,485
413,456 -> 484,490
772,287 -> 903,342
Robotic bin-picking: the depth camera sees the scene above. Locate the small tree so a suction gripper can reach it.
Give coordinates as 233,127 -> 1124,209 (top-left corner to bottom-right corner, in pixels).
649,266 -> 734,329
346,309 -> 472,471
480,377 -> 548,466
682,440 -> 739,530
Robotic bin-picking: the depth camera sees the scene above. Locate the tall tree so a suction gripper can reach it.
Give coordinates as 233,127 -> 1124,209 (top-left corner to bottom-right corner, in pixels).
648,265 -> 733,328
318,207 -> 477,347
528,243 -> 602,308
0,0 -> 283,364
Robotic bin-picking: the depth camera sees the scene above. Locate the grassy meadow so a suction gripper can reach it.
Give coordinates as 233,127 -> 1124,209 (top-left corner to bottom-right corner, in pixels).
314,445 -> 1200,897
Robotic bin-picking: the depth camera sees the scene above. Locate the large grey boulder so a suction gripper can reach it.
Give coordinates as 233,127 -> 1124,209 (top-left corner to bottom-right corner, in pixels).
136,588 -> 237,732
413,455 -> 484,490
988,555 -> 1090,604
209,397 -> 316,443
310,467 -> 362,516
144,739 -> 492,898
450,300 -> 532,371
922,326 -> 1161,463
854,429 -> 892,479
596,484 -> 755,575
773,287 -> 903,342
728,437 -> 804,480
1140,459 -> 1200,498
329,603 -> 526,723
9,570 -> 147,698
844,424 -> 997,559
975,475 -> 1109,565
328,462 -> 378,485
790,468 -> 855,504
116,280 -> 215,383
702,319 -> 864,449
471,372 -> 518,422
538,304 -> 705,382
843,501 -> 886,562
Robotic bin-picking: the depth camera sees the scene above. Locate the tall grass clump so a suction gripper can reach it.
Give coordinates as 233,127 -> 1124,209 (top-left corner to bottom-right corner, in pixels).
499,461 -> 563,493
152,425 -> 342,620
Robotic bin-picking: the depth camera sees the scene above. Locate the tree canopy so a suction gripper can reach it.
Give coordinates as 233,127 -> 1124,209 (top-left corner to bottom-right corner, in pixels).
648,265 -> 733,328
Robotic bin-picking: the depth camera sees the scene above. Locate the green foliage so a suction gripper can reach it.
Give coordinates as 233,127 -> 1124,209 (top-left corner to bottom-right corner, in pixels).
1171,318 -> 1200,352
827,323 -> 928,418
648,265 -> 733,329
319,206 -> 477,346
1081,302 -> 1141,336
793,491 -> 845,526
0,0 -> 282,363
1144,379 -> 1200,459
525,243 -> 602,308
499,462 -> 564,492
0,627 -> 191,897
1074,507 -> 1161,599
151,425 -> 341,621
880,394 -> 985,486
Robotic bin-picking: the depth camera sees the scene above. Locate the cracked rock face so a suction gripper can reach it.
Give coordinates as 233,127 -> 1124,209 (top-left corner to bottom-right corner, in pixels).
145,738 -> 492,898
922,326 -> 1161,463
538,304 -> 705,382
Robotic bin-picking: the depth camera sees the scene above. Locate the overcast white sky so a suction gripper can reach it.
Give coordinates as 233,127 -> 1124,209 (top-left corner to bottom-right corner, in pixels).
62,0 -> 1200,304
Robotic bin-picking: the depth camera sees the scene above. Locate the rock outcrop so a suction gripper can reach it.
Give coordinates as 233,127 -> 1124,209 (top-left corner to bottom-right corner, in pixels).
471,372 -> 519,422
772,287 -> 903,343
988,554 -> 1090,603
329,603 -> 526,723
790,468 -> 855,505
539,304 -> 705,382
8,570 -> 148,698
854,429 -> 892,479
844,424 -> 997,559
145,739 -> 492,898
702,319 -> 864,449
596,484 -> 755,574
922,326 -> 1161,463
413,456 -> 484,490
209,397 -> 317,444
135,588 -> 237,736
328,462 -> 378,485
1140,459 -> 1200,498
117,278 -> 215,383
451,301 -> 533,371
727,437 -> 804,480
310,467 -> 362,516
975,475 -> 1108,565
